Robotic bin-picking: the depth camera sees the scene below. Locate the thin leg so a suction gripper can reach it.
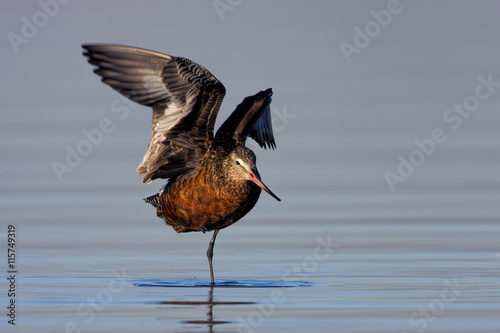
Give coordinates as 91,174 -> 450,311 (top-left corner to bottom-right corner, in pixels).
206,229 -> 219,285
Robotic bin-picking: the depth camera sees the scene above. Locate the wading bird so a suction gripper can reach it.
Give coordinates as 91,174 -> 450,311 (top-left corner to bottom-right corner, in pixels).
82,44 -> 280,284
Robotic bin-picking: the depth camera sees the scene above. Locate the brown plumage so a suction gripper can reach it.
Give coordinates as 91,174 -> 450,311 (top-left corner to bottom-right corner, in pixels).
82,44 -> 280,284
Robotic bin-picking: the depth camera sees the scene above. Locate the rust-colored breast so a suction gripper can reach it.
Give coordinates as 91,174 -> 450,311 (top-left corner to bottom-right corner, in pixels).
156,165 -> 261,233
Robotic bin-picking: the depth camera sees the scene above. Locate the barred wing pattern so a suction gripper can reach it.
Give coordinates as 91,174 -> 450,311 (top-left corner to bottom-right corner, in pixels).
215,88 -> 276,150
82,44 -> 226,183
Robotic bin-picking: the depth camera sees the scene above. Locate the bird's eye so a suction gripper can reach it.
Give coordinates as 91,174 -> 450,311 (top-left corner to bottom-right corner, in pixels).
235,160 -> 241,166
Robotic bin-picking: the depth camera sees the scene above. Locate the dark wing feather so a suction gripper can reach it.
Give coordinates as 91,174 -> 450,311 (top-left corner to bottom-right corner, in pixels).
215,88 -> 276,150
82,44 -> 226,183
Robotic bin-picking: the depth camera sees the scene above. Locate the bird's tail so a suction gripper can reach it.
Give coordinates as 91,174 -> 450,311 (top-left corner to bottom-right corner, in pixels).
144,194 -> 160,208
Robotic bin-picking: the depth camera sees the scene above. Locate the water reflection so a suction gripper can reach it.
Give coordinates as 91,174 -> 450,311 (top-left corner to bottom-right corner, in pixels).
137,279 -> 312,331
160,285 -> 254,332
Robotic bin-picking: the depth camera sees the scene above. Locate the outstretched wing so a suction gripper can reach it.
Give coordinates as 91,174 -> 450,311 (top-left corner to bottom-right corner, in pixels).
215,88 -> 275,150
82,44 -> 226,183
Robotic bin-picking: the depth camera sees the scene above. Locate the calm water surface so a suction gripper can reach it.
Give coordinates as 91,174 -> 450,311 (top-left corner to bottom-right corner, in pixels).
1,1 -> 500,332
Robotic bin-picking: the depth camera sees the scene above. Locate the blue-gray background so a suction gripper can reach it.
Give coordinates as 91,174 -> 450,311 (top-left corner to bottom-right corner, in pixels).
1,1 -> 499,332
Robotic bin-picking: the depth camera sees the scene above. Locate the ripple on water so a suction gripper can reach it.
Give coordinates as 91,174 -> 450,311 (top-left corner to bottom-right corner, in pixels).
132,278 -> 313,288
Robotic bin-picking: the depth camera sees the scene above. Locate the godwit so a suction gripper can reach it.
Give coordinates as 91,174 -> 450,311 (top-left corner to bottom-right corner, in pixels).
82,44 -> 280,284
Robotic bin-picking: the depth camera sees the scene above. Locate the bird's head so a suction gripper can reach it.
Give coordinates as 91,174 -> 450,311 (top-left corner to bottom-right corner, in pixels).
226,146 -> 281,201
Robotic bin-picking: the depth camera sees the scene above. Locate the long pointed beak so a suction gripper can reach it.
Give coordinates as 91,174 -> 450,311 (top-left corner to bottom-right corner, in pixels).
248,169 -> 281,202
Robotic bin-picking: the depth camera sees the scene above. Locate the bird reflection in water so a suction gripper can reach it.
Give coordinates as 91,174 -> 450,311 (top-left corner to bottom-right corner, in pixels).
160,285 -> 255,332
